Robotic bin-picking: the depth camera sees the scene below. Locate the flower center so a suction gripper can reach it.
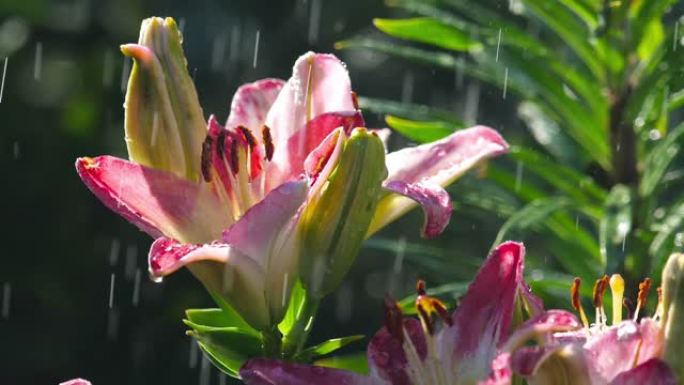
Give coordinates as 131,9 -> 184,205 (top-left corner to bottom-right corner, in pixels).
570,274 -> 660,334
200,116 -> 274,221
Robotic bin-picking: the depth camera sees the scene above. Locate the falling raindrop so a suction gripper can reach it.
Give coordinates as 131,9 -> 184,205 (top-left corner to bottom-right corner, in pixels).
106,308 -> 119,340
120,56 -> 131,93
648,129 -> 661,141
335,283 -> 353,323
1,283 -> 11,320
124,245 -> 138,279
253,30 -> 260,68
178,18 -> 186,35
12,141 -> 19,159
401,71 -> 414,104
189,339 -> 199,368
211,33 -> 227,71
108,273 -> 116,309
464,81 -> 480,124
109,239 -> 120,266
33,42 -> 42,80
132,268 -> 141,306
495,28 -> 502,62
502,67 -> 509,99
674,21 -> 680,52
514,161 -> 524,192
621,235 -> 627,252
229,24 -> 241,62
0,57 -> 8,103
308,0 -> 322,45
103,49 -> 114,87
199,354 -> 210,385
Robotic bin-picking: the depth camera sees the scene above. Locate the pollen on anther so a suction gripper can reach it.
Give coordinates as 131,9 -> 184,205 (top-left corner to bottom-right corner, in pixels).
238,126 -> 256,149
592,275 -> 609,308
200,136 -> 214,182
229,138 -> 240,174
262,125 -> 274,161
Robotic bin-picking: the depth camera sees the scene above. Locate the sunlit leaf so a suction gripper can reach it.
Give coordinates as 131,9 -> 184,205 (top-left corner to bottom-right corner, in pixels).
599,185 -> 633,272
315,353 -> 370,374
297,335 -> 365,360
640,123 -> 684,197
385,115 -> 455,143
374,17 -> 483,52
493,197 -> 576,247
278,280 -> 306,336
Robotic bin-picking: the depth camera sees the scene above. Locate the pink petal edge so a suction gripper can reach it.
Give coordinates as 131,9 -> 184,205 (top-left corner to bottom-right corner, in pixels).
383,181 -> 452,238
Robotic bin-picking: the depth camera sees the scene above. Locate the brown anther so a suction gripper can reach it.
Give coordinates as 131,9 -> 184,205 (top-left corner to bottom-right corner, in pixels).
383,295 -> 404,342
261,125 -> 274,161
200,136 -> 214,182
238,126 -> 256,150
351,91 -> 359,110
229,137 -> 240,174
637,278 -> 652,308
571,277 -> 582,312
592,275 -> 609,308
431,298 -> 453,327
416,280 -> 427,296
623,298 -> 635,320
416,303 -> 435,335
216,132 -> 227,160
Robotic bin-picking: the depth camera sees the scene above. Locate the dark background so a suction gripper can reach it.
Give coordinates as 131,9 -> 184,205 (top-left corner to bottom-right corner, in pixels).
0,0 -> 522,383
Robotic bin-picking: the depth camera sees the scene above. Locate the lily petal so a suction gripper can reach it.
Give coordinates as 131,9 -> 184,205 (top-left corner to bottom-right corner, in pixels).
583,321 -> 652,383
148,237 -> 269,329
607,359 -> 677,385
270,111 -> 363,189
59,379 -> 91,385
382,181 -> 451,238
368,126 -> 508,237
265,52 -> 355,148
226,78 -> 285,132
503,310 -> 581,352
443,241 -> 525,382
75,155 -> 231,243
367,318 -> 426,385
240,358 -> 380,385
478,353 -> 513,385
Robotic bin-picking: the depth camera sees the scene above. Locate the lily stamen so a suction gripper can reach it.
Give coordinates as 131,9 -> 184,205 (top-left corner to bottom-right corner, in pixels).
571,277 -> 590,330
592,275 -> 609,328
609,274 -> 625,325
634,278 -> 652,321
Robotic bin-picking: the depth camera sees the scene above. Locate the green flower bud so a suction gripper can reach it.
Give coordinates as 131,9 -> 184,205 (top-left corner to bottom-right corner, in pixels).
120,17 -> 206,181
298,128 -> 388,299
662,252 -> 684,378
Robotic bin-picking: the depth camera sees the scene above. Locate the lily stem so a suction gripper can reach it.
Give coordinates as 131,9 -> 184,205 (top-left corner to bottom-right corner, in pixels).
281,294 -> 320,359
261,326 -> 283,358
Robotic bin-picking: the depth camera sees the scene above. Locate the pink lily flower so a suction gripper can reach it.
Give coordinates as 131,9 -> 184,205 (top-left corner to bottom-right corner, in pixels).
59,379 -> 91,385
75,17 -> 508,331
501,272 -> 678,384
240,242 -> 550,385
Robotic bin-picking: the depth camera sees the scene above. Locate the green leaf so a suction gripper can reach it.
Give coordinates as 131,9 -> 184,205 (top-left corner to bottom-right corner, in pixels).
640,123 -> 684,197
637,18 -> 665,62
185,306 -> 255,333
397,281 -> 467,314
517,102 -> 581,165
297,335 -> 365,360
314,353 -> 370,374
599,185 -> 633,272
493,197 -> 576,247
650,200 -> 684,274
186,326 -> 262,377
385,115 -> 455,143
509,146 -> 607,204
278,280 -> 306,336
669,88 -> 684,111
358,96 -> 462,124
374,17 -> 482,52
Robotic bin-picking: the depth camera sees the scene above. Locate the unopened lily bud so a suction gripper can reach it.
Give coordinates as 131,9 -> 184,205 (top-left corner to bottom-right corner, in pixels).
298,128 -> 387,299
121,17 -> 206,181
661,252 -> 684,378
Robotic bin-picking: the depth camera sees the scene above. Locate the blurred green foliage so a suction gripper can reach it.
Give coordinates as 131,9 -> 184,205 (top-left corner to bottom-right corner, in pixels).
341,0 -> 684,308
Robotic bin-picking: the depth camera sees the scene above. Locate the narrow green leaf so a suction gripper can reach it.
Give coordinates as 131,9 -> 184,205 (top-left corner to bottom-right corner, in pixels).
278,280 -> 306,336
669,88 -> 684,111
493,197 -> 576,247
640,123 -> 684,197
517,102 -> 581,165
186,327 -> 262,377
358,96 -> 462,124
385,115 -> 456,143
315,353 -> 370,374
637,18 -> 665,62
185,306 -> 255,332
298,335 -> 365,359
599,185 -> 633,272
374,17 -> 482,52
